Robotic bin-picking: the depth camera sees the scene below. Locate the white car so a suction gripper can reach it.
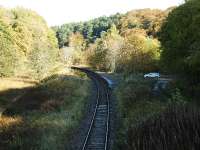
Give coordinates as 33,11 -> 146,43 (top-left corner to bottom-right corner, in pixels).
144,72 -> 160,78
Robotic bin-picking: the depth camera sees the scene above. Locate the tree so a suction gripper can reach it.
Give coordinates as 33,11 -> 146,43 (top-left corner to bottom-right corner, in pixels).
0,7 -> 59,78
117,28 -> 160,73
68,32 -> 86,50
159,0 -> 200,83
119,9 -> 169,37
87,25 -> 123,71
0,20 -> 18,76
67,32 -> 87,65
52,14 -> 122,48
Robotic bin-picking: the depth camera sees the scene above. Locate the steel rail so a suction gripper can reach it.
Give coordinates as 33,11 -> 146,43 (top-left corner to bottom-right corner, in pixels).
81,75 -> 100,150
71,67 -> 110,150
104,88 -> 110,150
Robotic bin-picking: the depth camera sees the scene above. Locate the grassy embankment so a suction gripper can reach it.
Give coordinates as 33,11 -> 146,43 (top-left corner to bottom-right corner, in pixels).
0,77 -> 38,113
114,74 -> 200,150
0,68 -> 91,150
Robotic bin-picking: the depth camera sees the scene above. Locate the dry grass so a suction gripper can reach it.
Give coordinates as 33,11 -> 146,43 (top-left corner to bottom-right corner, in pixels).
0,77 -> 37,92
0,72 -> 91,150
0,116 -> 22,129
0,77 -> 38,115
126,105 -> 200,150
40,99 -> 64,112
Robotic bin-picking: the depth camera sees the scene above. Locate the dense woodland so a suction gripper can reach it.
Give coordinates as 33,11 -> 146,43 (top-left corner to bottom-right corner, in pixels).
0,6 -> 170,78
1,0 -> 200,149
160,0 -> 200,89
0,7 -> 58,79
52,0 -> 200,95
1,1 -> 199,85
52,8 -> 171,73
1,0 -> 199,97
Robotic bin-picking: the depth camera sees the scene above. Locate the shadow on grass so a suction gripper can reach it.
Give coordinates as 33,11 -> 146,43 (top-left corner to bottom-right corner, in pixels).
0,73 -> 89,150
1,74 -> 86,116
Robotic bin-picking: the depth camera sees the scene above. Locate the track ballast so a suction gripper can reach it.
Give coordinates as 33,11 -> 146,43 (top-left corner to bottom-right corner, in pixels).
72,67 -> 110,150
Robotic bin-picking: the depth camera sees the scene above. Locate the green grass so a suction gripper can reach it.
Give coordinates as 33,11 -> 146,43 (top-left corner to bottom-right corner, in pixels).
113,73 -> 200,150
114,74 -> 200,150
114,74 -> 166,149
0,73 -> 91,150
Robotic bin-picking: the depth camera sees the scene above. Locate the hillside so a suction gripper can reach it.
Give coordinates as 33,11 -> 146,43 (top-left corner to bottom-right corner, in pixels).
1,0 -> 200,149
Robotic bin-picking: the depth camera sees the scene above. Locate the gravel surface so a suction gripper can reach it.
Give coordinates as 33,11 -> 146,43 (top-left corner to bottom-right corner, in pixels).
99,73 -> 119,150
67,78 -> 97,150
67,72 -> 119,150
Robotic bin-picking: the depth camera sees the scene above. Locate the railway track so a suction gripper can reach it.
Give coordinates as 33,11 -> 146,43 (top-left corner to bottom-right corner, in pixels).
71,67 -> 110,150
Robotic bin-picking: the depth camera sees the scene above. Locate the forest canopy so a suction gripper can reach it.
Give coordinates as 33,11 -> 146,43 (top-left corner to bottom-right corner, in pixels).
0,6 -> 178,78
54,8 -> 172,73
159,0 -> 200,83
0,7 -> 58,78
52,13 -> 122,48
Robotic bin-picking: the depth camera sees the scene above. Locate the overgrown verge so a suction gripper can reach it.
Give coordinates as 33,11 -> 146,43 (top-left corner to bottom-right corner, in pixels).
0,73 -> 91,150
125,105 -> 200,150
0,77 -> 37,111
114,74 -> 200,150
